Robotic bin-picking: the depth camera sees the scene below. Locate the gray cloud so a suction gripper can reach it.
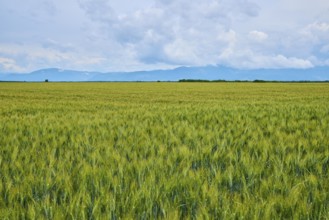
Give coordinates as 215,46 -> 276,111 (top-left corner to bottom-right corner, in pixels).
78,0 -> 116,23
78,0 -> 261,66
39,0 -> 57,16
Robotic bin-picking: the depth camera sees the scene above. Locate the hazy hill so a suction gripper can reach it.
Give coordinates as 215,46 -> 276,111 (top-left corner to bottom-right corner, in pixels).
0,66 -> 328,82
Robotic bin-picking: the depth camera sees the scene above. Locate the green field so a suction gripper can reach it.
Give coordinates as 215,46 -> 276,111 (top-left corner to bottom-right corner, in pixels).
1,82 -> 329,219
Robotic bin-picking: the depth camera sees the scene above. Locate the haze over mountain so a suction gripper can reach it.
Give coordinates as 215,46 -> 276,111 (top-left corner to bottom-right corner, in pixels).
1,66 -> 328,82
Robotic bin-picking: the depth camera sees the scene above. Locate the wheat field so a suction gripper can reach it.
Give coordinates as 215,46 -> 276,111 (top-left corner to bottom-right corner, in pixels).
0,82 -> 329,219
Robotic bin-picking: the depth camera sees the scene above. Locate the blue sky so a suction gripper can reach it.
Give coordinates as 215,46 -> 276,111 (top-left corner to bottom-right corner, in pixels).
0,0 -> 329,73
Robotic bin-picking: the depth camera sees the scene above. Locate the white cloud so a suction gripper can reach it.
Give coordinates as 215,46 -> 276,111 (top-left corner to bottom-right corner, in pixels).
301,22 -> 329,42
163,39 -> 199,65
267,55 -> 314,69
0,57 -> 25,72
217,29 -> 237,45
219,48 -> 313,69
307,22 -> 329,32
248,30 -> 268,42
0,43 -> 107,72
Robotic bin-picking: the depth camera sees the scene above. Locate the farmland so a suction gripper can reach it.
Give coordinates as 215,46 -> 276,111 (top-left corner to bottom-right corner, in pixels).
0,82 -> 329,219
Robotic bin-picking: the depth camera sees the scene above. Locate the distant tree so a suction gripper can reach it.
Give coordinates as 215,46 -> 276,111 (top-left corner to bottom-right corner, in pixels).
253,79 -> 266,83
179,79 -> 210,82
45,79 -> 49,82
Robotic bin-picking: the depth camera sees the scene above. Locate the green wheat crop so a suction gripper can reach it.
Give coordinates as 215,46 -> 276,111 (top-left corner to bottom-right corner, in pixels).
0,82 -> 329,219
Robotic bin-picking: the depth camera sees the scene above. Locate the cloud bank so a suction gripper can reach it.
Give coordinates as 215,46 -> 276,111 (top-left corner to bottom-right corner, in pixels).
0,0 -> 328,72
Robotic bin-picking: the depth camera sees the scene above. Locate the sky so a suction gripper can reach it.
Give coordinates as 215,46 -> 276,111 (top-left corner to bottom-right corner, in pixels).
0,0 -> 329,73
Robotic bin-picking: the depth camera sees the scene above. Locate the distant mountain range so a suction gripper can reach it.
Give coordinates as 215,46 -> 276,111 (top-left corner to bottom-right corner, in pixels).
0,66 -> 328,82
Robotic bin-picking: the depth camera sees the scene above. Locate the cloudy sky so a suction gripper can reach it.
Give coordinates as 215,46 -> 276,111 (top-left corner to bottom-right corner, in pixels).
1,0 -> 329,73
